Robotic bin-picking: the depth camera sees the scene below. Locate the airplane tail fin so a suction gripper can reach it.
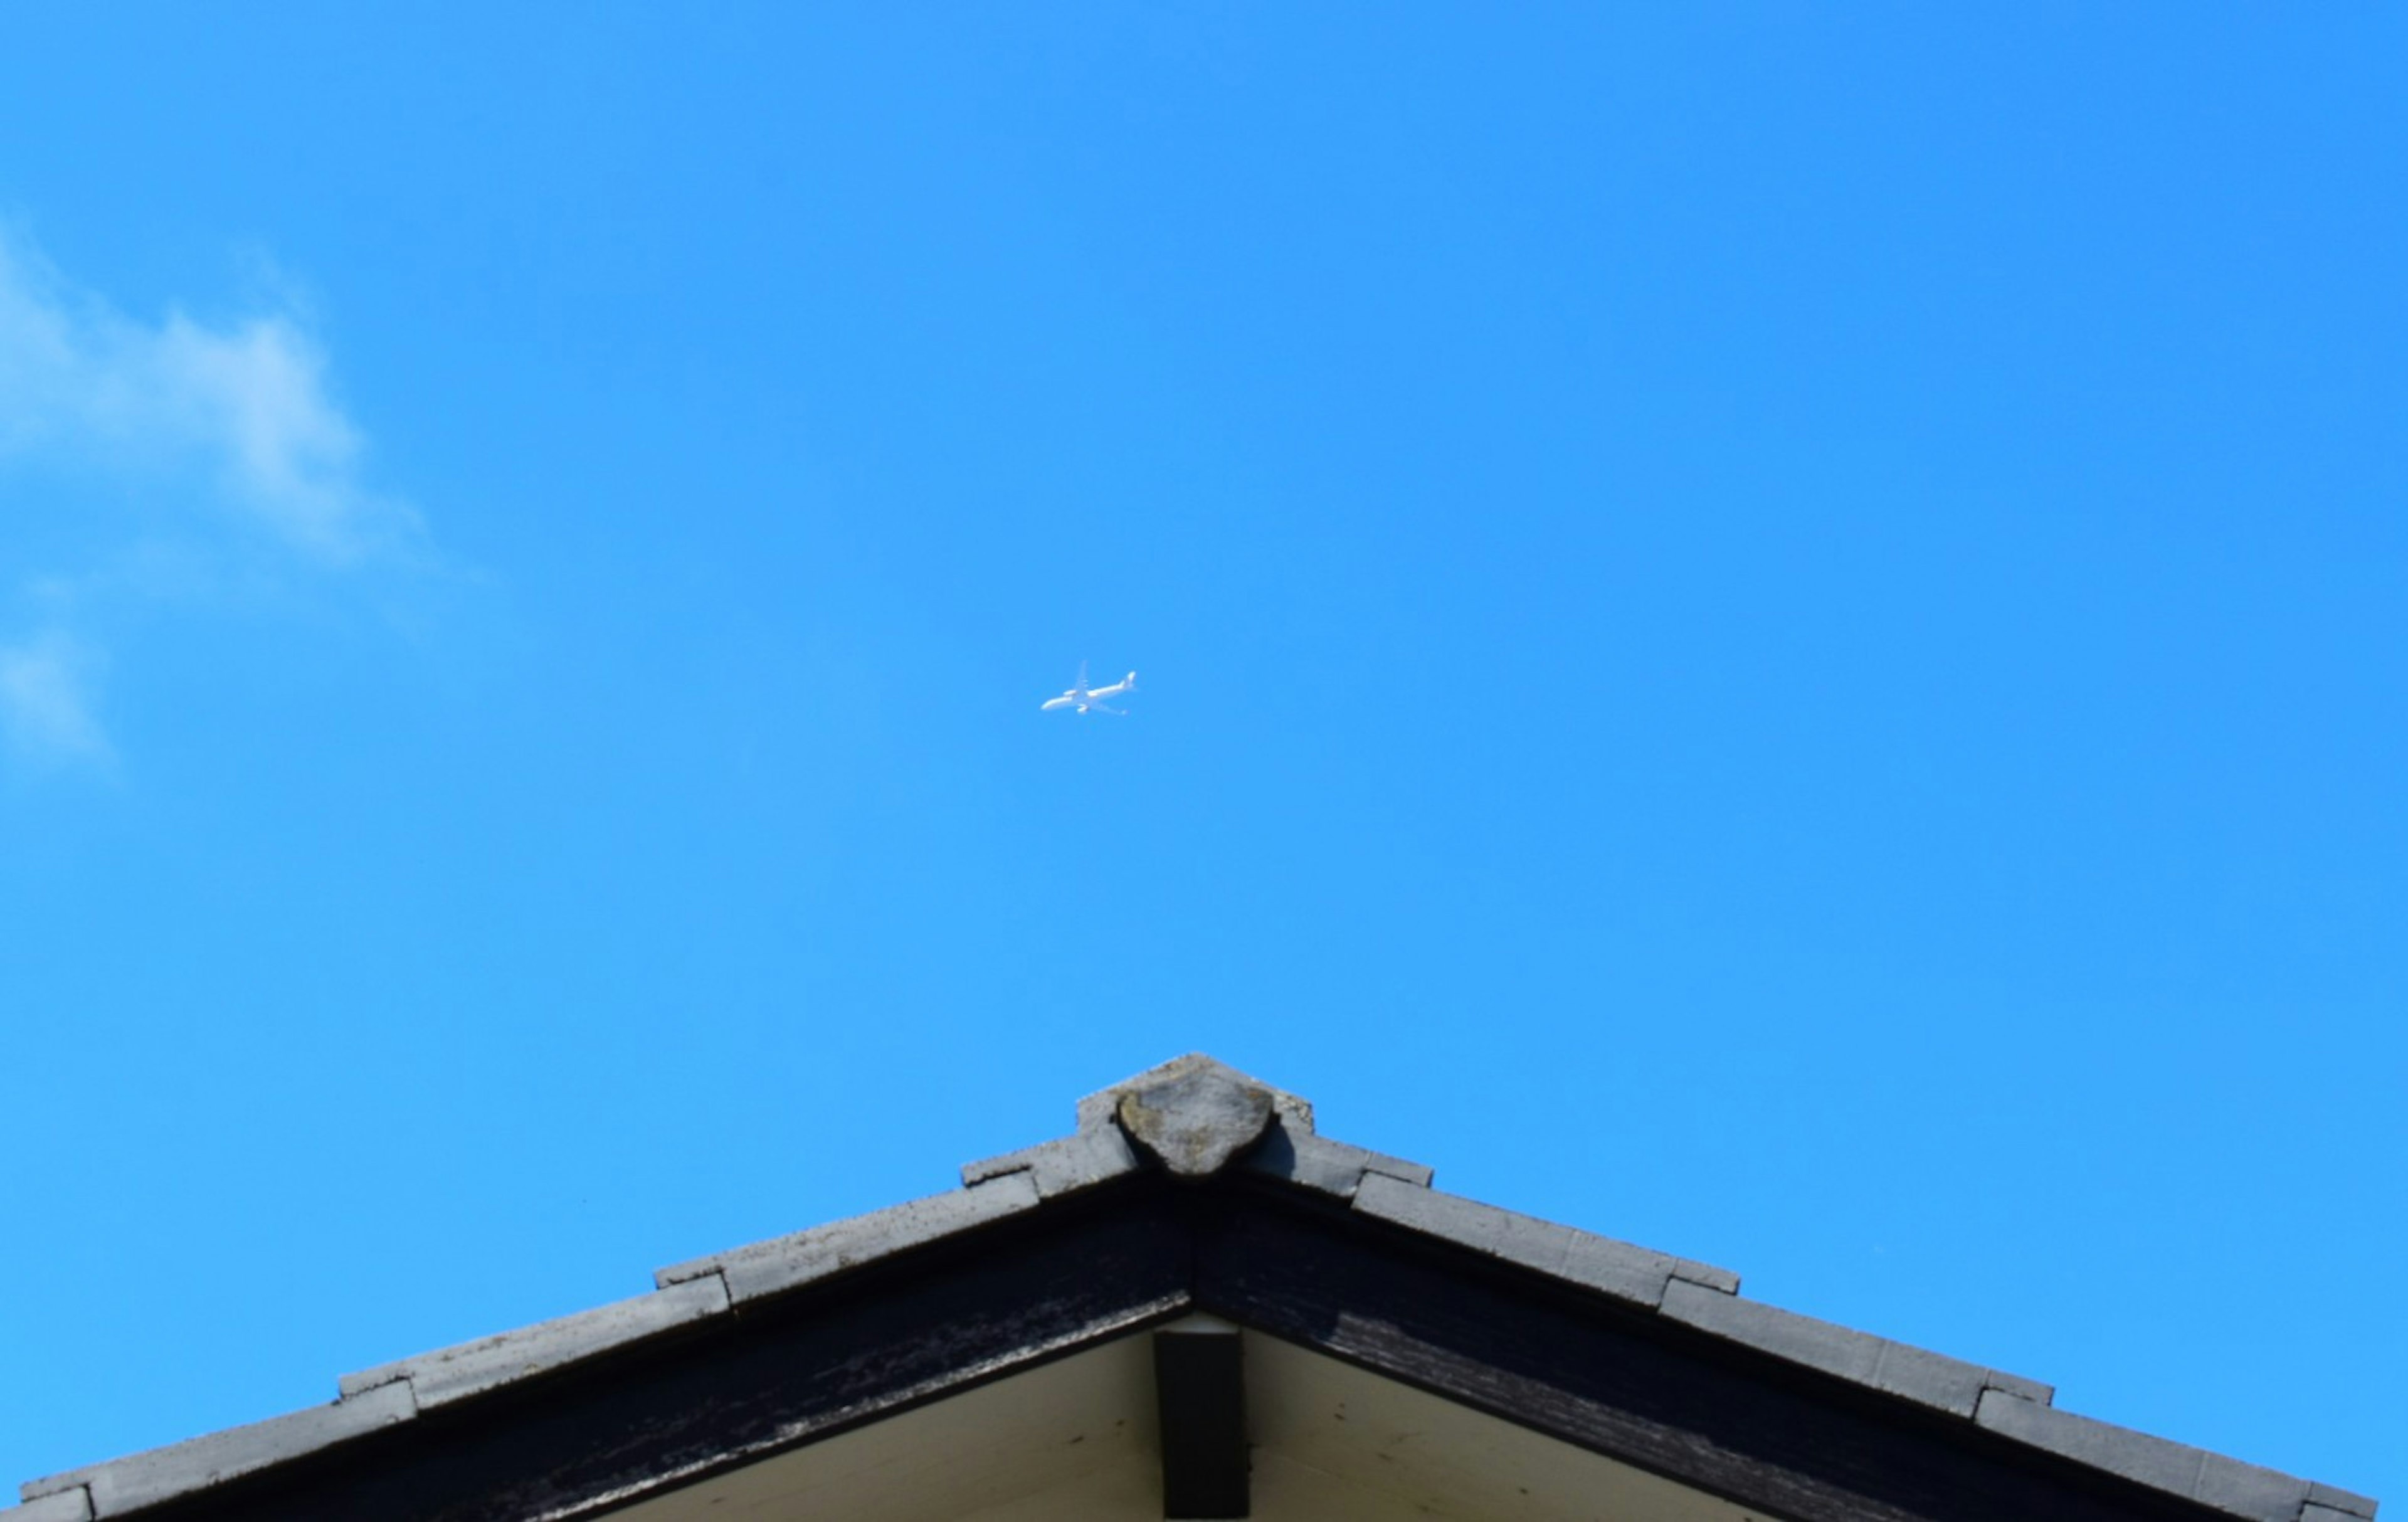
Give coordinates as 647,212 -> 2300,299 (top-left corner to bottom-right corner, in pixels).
1123,671 -> 1138,690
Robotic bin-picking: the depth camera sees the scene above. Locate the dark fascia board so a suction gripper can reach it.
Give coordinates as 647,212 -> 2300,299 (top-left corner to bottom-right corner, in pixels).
9,1055 -> 2379,1522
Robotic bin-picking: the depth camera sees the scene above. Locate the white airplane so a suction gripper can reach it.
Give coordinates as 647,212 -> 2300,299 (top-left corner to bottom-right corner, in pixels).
1042,662 -> 1137,715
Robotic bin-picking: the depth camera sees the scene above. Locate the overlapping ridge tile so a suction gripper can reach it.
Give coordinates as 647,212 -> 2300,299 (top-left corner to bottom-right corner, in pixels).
1973,1387 -> 2381,1522
656,1171 -> 1043,1301
337,1274 -> 731,1408
5,1487 -> 95,1522
18,1382 -> 415,1519
961,1122 -> 1141,1197
1349,1170 -> 1740,1304
1659,1277 -> 2049,1417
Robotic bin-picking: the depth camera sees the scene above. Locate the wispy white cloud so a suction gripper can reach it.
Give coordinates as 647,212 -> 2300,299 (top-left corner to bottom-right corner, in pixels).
0,234 -> 419,564
0,630 -> 110,767
0,228 -> 426,769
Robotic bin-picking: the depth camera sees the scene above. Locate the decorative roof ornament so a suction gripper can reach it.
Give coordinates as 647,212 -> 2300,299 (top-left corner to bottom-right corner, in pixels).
1111,1056 -> 1278,1178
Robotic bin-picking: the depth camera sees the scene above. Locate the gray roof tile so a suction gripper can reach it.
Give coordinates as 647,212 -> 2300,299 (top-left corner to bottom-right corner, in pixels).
1355,1172 -> 1692,1307
1663,1252 -> 1743,1296
1974,1388 -> 2315,1522
656,1171 -> 1042,1303
959,1123 -> 1139,1197
1976,1388 -> 2222,1501
336,1274 -> 731,1408
1661,1277 -> 2048,1418
2313,1482 -> 2384,1519
1241,1116 -> 1434,1197
1,1486 -> 93,1521
21,1380 -> 415,1519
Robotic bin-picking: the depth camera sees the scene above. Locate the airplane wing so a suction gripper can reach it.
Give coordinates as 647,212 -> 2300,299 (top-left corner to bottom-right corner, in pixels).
1074,660 -> 1089,695
1084,701 -> 1127,716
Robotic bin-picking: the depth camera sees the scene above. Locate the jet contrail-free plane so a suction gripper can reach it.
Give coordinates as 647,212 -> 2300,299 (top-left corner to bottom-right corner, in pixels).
1042,662 -> 1136,716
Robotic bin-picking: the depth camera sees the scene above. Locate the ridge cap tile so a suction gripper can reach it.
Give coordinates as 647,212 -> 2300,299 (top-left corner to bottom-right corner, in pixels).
336,1274 -> 731,1408
4,1486 -> 95,1521
1974,1386 -> 2308,1522
657,1171 -> 1043,1303
1985,1366 -> 2056,1407
1353,1172 -> 1687,1308
958,1124 -> 1139,1197
1664,1277 -> 2013,1419
2308,1480 -> 2382,1518
1666,1255 -> 1742,1295
1242,1117 -> 1434,1197
21,1380 -> 415,1519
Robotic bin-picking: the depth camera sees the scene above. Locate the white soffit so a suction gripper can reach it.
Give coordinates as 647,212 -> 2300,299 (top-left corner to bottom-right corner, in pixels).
605,1329 -> 1784,1522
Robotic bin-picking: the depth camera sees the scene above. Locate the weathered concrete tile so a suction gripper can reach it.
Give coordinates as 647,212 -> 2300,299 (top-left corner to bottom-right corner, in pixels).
657,1172 -> 1043,1303
1244,1120 -> 1434,1197
1356,1173 -> 1566,1267
4,1486 -> 93,1521
1353,1174 -> 1689,1306
1552,1226 -> 1682,1306
1983,1368 -> 2055,1406
1357,1176 -> 1730,1308
1976,1388 -> 2204,1495
959,1126 -> 1138,1198
1664,1278 -> 1994,1415
2192,1450 -> 2318,1522
337,1274 -> 729,1408
1667,1257 -> 1742,1295
1975,1389 -> 2306,1522
23,1382 -> 415,1519
1242,1119 -> 1362,1195
2308,1480 -> 2382,1519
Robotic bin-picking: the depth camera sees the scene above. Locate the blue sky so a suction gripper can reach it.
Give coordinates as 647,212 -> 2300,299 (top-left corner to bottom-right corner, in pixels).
2,3 -> 2402,1508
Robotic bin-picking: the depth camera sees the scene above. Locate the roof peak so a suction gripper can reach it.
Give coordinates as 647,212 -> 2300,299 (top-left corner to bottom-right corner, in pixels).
1073,1053 -> 1315,1140
9,1055 -> 2380,1522
1090,1054 -> 1295,1179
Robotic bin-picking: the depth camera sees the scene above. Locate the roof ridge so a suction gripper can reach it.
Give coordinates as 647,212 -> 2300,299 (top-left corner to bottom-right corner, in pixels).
7,1055 -> 2379,1522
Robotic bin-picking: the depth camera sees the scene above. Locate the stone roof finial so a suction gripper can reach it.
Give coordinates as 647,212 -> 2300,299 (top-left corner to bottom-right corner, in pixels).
1079,1054 -> 1307,1179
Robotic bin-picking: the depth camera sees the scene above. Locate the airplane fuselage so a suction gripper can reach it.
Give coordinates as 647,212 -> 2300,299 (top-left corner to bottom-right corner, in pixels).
1042,669 -> 1136,714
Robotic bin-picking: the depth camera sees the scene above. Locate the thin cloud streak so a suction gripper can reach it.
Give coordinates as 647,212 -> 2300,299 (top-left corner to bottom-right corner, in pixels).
0,230 -> 426,769
0,630 -> 110,767
0,235 -> 420,564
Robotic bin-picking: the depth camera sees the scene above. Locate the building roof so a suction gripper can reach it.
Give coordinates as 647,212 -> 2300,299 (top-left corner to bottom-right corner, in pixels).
8,1055 -> 2381,1522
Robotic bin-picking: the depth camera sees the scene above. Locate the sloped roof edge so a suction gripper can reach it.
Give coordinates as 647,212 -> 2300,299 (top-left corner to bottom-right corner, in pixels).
9,1054 -> 2380,1522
